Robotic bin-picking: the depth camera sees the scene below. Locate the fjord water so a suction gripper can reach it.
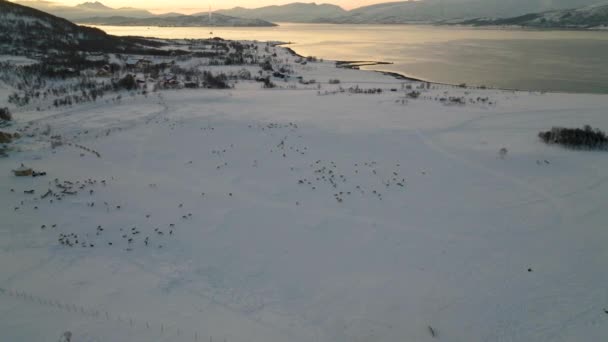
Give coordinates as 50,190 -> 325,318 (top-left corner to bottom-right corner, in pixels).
95,23 -> 608,93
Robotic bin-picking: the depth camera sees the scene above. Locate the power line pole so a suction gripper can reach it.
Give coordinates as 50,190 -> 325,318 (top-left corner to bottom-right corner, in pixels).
209,4 -> 213,37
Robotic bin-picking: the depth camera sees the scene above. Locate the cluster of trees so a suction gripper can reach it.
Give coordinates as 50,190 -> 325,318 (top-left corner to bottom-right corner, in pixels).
348,86 -> 383,94
0,63 -> 47,104
1,34 -> 287,110
260,77 -> 276,89
407,91 -> 421,99
7,74 -> 113,108
52,96 -> 77,107
188,40 -> 258,66
128,61 -> 169,77
439,96 -> 466,105
52,86 -> 112,108
202,71 -> 230,89
8,92 -> 32,106
1,54 -> 116,107
224,53 -> 246,65
1,54 -> 112,90
539,126 -> 608,149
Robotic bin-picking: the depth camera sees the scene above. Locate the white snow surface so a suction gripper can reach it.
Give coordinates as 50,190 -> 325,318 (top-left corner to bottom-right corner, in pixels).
1,53 -> 608,342
0,55 -> 38,66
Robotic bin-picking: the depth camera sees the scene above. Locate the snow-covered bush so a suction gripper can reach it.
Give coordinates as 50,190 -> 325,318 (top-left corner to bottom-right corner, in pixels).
58,331 -> 72,342
0,107 -> 11,121
539,126 -> 608,150
117,74 -> 137,91
237,68 -> 252,80
498,147 -> 508,159
407,91 -> 420,99
260,59 -> 273,72
261,77 -> 275,89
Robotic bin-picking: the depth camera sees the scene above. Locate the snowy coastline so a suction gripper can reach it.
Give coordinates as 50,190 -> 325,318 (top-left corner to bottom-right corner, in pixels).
2,40 -> 608,342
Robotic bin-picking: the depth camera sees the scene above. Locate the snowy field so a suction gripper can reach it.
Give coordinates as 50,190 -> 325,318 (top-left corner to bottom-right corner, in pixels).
1,48 -> 608,342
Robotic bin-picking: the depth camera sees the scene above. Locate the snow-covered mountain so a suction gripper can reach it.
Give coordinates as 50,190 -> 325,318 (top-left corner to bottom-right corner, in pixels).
459,3 -> 608,29
14,0 -> 155,19
319,1 -> 448,23
214,2 -> 347,23
321,0 -> 607,24
75,1 -> 112,10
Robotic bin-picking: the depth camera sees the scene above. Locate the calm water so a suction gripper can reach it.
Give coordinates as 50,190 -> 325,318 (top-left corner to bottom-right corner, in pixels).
94,23 -> 608,93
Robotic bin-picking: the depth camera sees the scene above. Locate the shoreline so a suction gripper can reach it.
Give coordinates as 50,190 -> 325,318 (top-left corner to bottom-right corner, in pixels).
278,43 -> 427,84
277,43 -> 524,93
440,23 -> 608,32
278,42 -> 604,95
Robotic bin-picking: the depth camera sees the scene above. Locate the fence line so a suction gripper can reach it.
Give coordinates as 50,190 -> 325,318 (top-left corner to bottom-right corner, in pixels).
0,286 -> 223,342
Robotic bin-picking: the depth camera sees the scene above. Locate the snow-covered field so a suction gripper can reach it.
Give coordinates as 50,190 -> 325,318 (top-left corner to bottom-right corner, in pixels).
2,49 -> 608,342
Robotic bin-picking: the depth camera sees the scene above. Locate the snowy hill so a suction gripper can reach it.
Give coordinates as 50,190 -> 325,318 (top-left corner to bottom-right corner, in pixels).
0,0 -> 172,56
459,3 -> 608,29
320,1 -> 446,23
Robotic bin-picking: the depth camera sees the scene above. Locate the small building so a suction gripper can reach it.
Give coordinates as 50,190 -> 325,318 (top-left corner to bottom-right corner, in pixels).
125,57 -> 139,68
163,75 -> 179,87
13,164 -> 33,177
125,58 -> 152,70
136,59 -> 152,69
96,64 -> 112,76
273,72 -> 286,79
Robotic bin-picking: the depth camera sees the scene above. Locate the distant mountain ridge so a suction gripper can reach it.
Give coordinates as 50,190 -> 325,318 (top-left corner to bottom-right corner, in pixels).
13,0 -> 608,25
214,2 -> 347,22
14,0 -> 276,26
457,3 -> 608,29
76,1 -> 112,10
217,0 -> 607,24
77,14 -> 277,27
14,0 -> 155,19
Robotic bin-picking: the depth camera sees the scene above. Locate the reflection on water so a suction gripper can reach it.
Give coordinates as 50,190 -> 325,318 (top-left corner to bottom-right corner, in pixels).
93,23 -> 608,93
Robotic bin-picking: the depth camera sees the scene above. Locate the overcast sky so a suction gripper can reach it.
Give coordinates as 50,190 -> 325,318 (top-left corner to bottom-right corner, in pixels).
41,0 -> 393,12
